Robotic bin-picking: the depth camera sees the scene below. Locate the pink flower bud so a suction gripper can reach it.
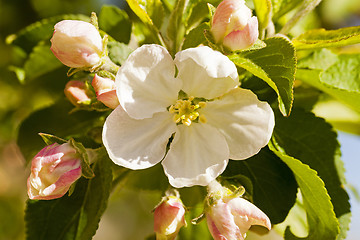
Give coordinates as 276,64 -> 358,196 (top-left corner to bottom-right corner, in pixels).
206,197 -> 271,240
50,20 -> 103,68
211,0 -> 259,51
27,143 -> 82,200
64,80 -> 93,106
92,74 -> 119,109
154,196 -> 186,240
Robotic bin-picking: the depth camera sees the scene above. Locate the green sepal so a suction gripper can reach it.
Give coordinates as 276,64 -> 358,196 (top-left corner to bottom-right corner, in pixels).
69,138 -> 95,179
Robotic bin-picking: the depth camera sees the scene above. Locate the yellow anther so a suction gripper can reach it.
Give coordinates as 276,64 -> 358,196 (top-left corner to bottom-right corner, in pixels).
199,115 -> 207,123
169,97 -> 207,126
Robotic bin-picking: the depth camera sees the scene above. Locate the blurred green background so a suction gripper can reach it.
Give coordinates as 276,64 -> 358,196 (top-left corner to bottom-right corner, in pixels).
0,0 -> 359,239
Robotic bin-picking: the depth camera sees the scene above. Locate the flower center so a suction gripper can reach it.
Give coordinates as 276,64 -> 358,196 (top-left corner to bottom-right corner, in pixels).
169,96 -> 207,126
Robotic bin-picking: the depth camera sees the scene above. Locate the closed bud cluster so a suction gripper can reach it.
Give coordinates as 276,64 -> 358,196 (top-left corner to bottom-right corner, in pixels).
92,74 -> 119,109
211,0 -> 259,51
50,20 -> 103,68
27,143 -> 82,200
154,195 -> 186,240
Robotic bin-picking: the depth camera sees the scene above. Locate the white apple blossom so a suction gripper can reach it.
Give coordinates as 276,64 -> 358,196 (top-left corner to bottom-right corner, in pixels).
102,44 -> 274,188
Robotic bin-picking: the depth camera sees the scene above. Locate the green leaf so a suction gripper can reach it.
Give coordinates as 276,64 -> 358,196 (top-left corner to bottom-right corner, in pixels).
127,0 -> 154,26
126,0 -> 164,45
69,139 -> 95,179
25,149 -> 113,240
272,108 -> 351,239
185,1 -> 212,31
182,22 -> 209,49
107,41 -> 133,66
278,0 -> 322,35
98,5 -> 132,44
23,43 -> 63,82
222,147 -> 298,224
269,141 -> 340,240
271,0 -> 302,20
167,0 -> 187,54
273,109 -> 350,217
293,26 -> 360,50
7,14 -> 89,53
229,37 -> 296,116
253,0 -> 272,36
17,98 -> 104,164
143,0 -> 165,29
297,50 -> 360,113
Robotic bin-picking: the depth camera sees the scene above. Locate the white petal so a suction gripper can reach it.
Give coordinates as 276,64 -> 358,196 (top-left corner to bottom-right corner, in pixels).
102,106 -> 176,170
116,44 -> 181,119
199,88 -> 274,160
174,46 -> 239,99
162,124 -> 229,188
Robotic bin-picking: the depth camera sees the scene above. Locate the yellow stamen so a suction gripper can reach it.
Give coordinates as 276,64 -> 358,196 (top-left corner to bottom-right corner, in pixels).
169,97 -> 207,126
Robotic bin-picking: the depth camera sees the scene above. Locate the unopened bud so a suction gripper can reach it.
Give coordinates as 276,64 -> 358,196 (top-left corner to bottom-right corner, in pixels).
211,0 -> 259,51
154,196 -> 186,240
64,80 -> 93,107
92,74 -> 119,109
27,143 -> 82,200
50,20 -> 103,68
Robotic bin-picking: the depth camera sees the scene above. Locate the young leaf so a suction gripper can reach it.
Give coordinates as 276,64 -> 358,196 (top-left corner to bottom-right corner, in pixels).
293,26 -> 360,50
107,41 -> 133,66
253,0 -> 272,37
25,149 -> 113,240
222,147 -> 298,224
99,5 -> 132,44
297,50 -> 360,113
271,0 -> 302,20
182,23 -> 209,49
229,37 -> 296,116
23,43 -> 63,82
126,0 -> 165,46
273,109 -> 350,222
269,141 -> 340,240
167,0 -> 187,55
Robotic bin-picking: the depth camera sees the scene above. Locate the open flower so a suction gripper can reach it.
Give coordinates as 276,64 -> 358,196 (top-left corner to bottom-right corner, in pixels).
205,181 -> 271,240
211,0 -> 259,51
50,20 -> 103,68
102,44 -> 274,188
27,143 -> 82,200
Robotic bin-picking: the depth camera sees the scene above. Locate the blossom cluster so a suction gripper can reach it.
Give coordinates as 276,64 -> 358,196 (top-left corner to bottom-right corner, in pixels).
26,0 -> 275,239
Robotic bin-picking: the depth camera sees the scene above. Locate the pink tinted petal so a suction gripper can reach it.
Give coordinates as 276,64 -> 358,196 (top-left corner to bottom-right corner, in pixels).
223,16 -> 259,51
211,0 -> 252,42
207,201 -> 243,240
97,90 -> 120,109
228,198 -> 271,231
